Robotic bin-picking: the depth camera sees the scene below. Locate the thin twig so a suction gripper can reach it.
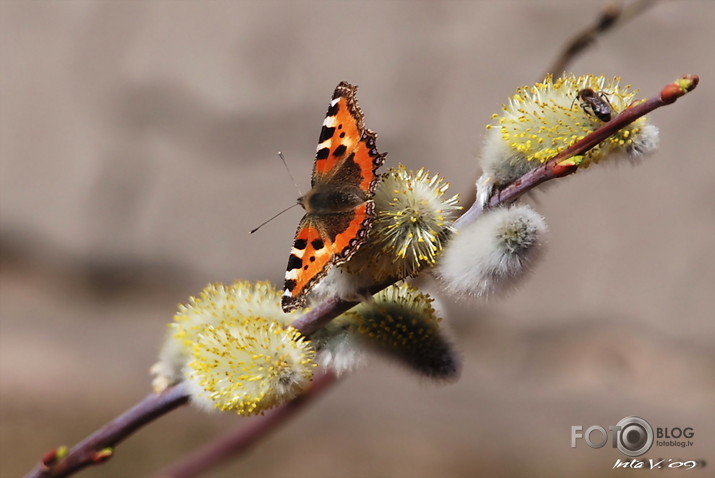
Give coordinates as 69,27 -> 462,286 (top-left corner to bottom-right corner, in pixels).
292,281 -> 392,336
546,0 -> 658,78
26,383 -> 190,478
155,370 -> 339,478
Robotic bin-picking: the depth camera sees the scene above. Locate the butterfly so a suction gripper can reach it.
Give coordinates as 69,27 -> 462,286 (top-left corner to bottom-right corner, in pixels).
281,81 -> 386,312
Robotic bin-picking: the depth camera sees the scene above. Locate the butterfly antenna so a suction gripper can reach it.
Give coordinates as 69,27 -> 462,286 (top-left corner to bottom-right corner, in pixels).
278,151 -> 303,197
251,151 -> 305,234
250,203 -> 299,234
251,203 -> 298,234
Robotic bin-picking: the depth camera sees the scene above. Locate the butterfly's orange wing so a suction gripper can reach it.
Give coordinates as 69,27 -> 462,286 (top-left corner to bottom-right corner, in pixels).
311,81 -> 365,186
282,202 -> 373,311
282,82 -> 384,312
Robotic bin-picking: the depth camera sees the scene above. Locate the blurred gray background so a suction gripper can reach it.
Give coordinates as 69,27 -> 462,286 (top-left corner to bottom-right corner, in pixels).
1,1 -> 713,477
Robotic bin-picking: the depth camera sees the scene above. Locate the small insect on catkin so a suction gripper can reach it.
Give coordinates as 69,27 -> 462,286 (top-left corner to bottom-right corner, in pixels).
437,204 -> 547,298
476,74 -> 659,207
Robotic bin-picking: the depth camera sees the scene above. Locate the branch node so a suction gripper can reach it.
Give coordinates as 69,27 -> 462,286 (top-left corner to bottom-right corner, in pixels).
552,156 -> 583,177
92,448 -> 114,464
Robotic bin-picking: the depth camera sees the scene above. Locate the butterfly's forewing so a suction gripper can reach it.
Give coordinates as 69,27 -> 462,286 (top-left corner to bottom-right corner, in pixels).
312,82 -> 364,186
332,128 -> 384,194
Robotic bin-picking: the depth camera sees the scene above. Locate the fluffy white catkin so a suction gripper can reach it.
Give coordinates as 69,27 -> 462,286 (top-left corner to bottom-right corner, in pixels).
437,204 -> 547,298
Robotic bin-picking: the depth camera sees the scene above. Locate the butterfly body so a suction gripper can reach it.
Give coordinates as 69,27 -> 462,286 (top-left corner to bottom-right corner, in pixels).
299,184 -> 368,214
282,82 -> 385,312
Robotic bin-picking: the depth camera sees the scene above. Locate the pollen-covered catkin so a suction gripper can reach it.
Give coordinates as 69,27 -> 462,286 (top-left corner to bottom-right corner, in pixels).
150,281 -> 306,405
476,74 -> 659,207
185,316 -> 316,415
347,165 -> 460,279
313,165 -> 461,303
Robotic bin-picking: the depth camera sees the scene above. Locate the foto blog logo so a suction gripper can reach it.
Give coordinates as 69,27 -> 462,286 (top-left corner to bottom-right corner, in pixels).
571,416 -> 654,457
571,416 -> 696,457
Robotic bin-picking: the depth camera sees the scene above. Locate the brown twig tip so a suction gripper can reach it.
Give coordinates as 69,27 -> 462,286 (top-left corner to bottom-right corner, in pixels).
660,74 -> 700,104
40,447 -> 68,469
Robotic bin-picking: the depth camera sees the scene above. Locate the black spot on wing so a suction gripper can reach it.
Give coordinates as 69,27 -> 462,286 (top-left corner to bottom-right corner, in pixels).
332,144 -> 347,158
294,238 -> 308,250
316,148 -> 329,160
287,254 -> 303,271
284,279 -> 297,293
318,126 -> 336,144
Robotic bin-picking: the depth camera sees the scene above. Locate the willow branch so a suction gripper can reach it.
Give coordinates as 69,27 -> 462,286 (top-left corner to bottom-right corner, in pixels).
546,0 -> 658,78
155,370 -> 339,478
26,383 -> 190,478
292,281 -> 390,336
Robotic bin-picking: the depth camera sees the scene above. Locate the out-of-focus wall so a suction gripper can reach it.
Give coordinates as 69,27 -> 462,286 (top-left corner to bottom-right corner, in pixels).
1,2 -> 713,477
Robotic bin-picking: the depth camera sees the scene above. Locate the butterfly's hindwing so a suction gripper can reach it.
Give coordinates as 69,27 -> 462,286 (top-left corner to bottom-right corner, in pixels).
281,201 -> 375,312
283,217 -> 334,311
